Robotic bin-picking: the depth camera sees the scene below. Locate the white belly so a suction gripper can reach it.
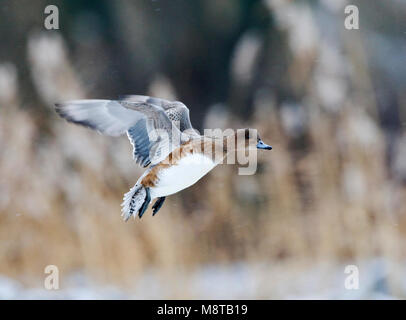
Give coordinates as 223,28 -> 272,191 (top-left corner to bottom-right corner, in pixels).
151,153 -> 216,198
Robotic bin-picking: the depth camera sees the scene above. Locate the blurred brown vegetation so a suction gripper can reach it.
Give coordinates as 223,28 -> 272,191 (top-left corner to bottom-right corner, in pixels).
0,0 -> 406,297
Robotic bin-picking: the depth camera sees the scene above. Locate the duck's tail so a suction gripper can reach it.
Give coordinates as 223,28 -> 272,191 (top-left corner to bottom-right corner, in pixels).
121,184 -> 148,221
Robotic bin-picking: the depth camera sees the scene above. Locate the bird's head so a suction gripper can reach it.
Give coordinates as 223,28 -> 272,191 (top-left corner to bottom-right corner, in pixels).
235,128 -> 272,151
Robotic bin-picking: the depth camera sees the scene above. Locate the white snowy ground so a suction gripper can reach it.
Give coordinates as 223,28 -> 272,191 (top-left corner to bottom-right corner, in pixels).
0,259 -> 403,299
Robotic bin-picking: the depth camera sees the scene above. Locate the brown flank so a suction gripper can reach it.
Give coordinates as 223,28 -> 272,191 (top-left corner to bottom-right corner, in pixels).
141,137 -> 228,188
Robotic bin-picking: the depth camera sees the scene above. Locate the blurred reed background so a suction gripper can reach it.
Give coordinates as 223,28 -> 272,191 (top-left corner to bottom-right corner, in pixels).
0,0 -> 406,298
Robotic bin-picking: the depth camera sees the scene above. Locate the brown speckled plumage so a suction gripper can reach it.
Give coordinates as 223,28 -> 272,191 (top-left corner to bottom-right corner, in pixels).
55,96 -> 272,220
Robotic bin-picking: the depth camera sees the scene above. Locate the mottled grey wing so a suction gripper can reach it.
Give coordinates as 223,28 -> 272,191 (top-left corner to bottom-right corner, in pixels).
119,95 -> 169,108
126,119 -> 152,167
120,95 -> 199,136
120,101 -> 186,166
55,99 -> 184,167
55,99 -> 143,136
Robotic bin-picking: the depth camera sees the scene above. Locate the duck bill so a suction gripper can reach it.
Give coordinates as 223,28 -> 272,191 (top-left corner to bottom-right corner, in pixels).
256,140 -> 272,150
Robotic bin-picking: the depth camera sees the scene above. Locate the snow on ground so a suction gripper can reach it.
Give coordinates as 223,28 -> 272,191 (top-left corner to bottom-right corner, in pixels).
0,259 -> 403,299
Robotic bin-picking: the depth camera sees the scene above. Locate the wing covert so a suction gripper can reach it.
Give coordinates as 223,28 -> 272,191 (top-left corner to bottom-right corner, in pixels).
55,99 -> 188,167
120,95 -> 199,136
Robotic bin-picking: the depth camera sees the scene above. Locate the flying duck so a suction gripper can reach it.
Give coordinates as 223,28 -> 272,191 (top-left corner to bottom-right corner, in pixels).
55,95 -> 272,220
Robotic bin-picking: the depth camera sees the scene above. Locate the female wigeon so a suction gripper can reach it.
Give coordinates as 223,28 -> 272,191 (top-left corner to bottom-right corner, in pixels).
55,95 -> 272,221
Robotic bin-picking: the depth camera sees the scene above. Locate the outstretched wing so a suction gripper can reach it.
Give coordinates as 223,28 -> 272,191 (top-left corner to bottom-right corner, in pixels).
119,95 -> 200,136
55,99 -> 187,167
